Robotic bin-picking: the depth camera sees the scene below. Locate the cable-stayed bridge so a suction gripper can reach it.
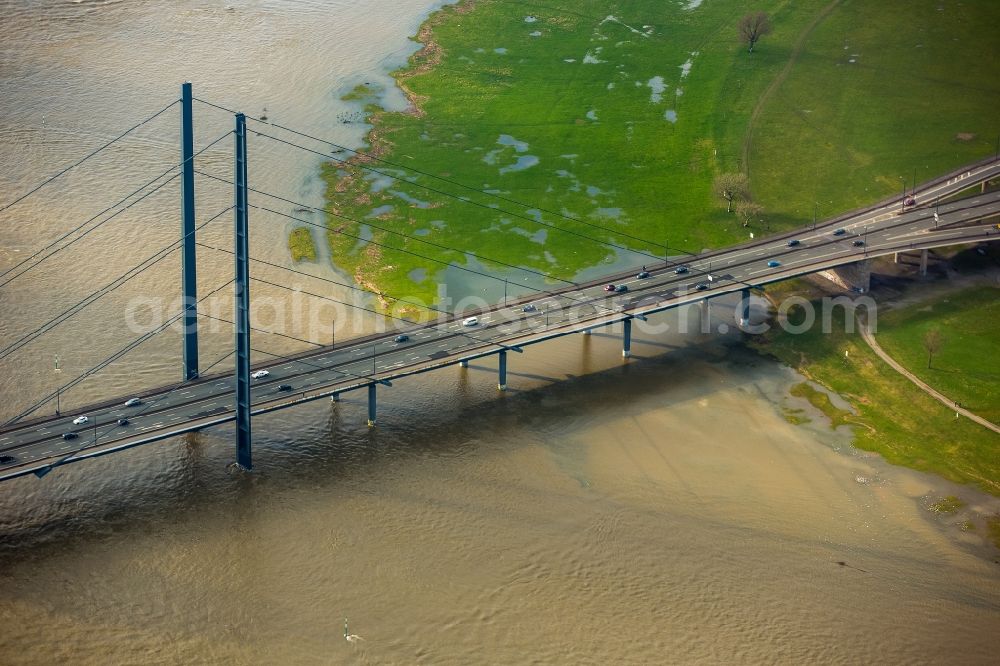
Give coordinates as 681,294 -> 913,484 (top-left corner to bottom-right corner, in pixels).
1,84 -> 998,483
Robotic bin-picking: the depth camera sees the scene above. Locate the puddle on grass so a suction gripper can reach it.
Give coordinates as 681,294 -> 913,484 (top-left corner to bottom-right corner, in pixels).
408,267 -> 427,284
665,109 -> 678,123
366,172 -> 396,192
494,47 -> 507,55
647,76 -> 666,103
365,204 -> 394,218
586,109 -> 598,121
500,155 -> 539,174
388,189 -> 432,208
497,134 -> 529,152
592,207 -> 623,220
679,53 -> 698,78
352,223 -> 374,251
510,227 -> 548,244
413,228 -> 431,237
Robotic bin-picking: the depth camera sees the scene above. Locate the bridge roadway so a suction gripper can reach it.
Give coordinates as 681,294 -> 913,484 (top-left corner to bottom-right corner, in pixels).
1,158 -> 999,481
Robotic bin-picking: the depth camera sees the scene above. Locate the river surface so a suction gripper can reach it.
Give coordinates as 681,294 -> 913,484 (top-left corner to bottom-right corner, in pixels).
1,1 -> 998,663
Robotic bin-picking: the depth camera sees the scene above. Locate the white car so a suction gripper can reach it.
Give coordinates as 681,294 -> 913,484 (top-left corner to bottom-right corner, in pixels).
462,316 -> 479,327
250,370 -> 270,379
124,397 -> 142,407
72,415 -> 89,426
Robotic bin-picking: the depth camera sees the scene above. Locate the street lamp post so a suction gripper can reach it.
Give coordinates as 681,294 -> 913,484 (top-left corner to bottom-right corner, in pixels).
899,177 -> 906,213
813,202 -> 817,230
54,354 -> 61,416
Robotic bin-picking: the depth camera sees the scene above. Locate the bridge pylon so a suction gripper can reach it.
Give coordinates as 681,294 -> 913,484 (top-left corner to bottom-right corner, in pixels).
180,82 -> 199,381
234,112 -> 252,470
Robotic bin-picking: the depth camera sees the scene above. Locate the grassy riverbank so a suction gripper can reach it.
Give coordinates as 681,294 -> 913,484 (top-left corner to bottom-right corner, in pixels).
876,285 -> 1000,424
751,279 -> 1000,497
321,0 -> 1000,311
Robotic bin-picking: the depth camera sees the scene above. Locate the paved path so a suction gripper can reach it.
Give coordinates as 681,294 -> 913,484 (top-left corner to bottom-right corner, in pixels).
859,318 -> 1000,435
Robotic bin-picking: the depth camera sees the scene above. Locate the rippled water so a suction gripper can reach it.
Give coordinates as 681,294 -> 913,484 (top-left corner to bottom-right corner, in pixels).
1,2 -> 999,663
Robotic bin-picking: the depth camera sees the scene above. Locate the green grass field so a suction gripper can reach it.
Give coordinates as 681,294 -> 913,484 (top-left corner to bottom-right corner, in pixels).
875,286 -> 1000,424
321,0 -> 1000,312
753,298 -> 1000,496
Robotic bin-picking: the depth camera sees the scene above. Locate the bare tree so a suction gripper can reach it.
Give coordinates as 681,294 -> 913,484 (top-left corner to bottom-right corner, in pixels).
714,172 -> 749,212
739,12 -> 772,54
923,328 -> 943,369
734,200 -> 764,227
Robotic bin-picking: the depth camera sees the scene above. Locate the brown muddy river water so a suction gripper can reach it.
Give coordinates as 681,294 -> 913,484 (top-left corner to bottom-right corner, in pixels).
0,1 -> 998,664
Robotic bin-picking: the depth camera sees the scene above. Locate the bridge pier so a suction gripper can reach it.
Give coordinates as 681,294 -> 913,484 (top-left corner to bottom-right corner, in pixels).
817,258 -> 871,294
460,359 -> 469,368
920,248 -> 929,276
233,113 -> 252,471
581,328 -> 591,336
498,350 -> 507,391
622,318 -> 632,358
700,299 -> 712,334
367,383 -> 377,427
739,288 -> 751,327
330,392 -> 340,402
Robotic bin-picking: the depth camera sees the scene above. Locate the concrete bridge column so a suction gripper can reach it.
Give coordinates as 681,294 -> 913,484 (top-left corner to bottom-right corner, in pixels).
701,299 -> 712,333
498,350 -> 507,391
367,383 -> 377,427
460,359 -> 469,368
581,328 -> 591,336
330,392 -> 340,402
739,288 -> 751,327
622,318 -> 632,358
920,248 -> 929,276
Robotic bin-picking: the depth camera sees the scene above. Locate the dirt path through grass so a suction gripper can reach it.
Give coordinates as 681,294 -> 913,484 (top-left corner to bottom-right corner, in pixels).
742,0 -> 842,186
859,316 -> 1000,435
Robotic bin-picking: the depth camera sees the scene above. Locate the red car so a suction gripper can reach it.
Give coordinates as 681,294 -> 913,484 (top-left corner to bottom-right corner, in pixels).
903,196 -> 916,206
603,284 -> 616,292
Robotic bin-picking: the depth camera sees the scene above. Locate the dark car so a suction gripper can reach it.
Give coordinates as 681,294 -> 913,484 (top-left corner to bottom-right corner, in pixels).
615,284 -> 629,293
394,334 -> 410,343
767,260 -> 781,268
522,304 -> 537,313
636,271 -> 650,279
62,432 -> 79,440
833,228 -> 846,236
695,283 -> 709,291
603,284 -> 616,292
0,455 -> 15,465
277,384 -> 292,392
787,239 -> 801,247
853,239 -> 865,247
116,418 -> 129,426
675,266 -> 689,274
904,196 -> 916,206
